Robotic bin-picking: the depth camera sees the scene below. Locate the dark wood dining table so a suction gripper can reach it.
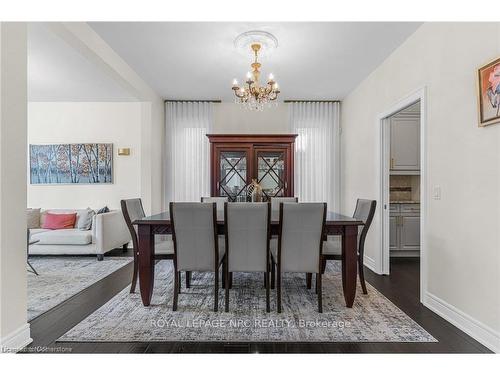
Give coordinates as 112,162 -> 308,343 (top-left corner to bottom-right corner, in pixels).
134,211 -> 363,308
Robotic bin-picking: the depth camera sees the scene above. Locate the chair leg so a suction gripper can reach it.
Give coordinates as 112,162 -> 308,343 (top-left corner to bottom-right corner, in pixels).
214,268 -> 219,312
277,264 -> 282,313
321,258 -> 327,274
306,273 -> 312,289
122,243 -> 128,253
222,261 -> 226,289
225,256 -> 230,312
173,270 -> 179,311
178,271 -> 182,294
271,258 -> 275,289
317,272 -> 323,313
129,253 -> 138,293
359,256 -> 368,295
264,272 -> 267,288
265,270 -> 270,313
229,272 -> 233,289
185,271 -> 191,288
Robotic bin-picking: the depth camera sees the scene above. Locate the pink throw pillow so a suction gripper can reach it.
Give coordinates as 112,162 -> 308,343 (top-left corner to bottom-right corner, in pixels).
42,212 -> 77,230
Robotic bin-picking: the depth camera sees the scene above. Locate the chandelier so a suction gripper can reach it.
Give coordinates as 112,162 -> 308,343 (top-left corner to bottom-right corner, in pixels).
231,42 -> 280,111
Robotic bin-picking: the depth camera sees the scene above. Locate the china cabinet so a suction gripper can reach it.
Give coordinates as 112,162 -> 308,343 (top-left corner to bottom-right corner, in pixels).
206,134 -> 297,201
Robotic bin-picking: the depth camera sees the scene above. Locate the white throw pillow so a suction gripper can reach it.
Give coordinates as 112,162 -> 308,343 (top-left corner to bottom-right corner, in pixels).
77,208 -> 95,231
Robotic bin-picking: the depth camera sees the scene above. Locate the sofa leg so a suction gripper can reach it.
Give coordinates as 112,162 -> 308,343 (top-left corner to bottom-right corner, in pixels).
122,243 -> 128,253
97,254 -> 104,261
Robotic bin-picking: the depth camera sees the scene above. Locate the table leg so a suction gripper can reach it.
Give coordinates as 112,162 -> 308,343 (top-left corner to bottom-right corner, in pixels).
138,224 -> 155,306
342,225 -> 358,308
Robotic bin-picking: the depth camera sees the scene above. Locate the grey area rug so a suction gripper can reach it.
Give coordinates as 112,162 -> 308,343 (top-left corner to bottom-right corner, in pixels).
28,256 -> 132,321
59,260 -> 436,343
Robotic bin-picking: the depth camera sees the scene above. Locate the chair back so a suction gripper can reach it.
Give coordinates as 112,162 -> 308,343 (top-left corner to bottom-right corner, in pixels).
225,202 -> 270,273
121,198 -> 145,251
201,197 -> 228,211
270,197 -> 298,213
170,202 -> 218,272
278,202 -> 326,273
353,199 -> 377,254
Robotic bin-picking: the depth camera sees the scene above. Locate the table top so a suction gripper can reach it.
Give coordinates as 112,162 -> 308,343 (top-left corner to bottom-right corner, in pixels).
134,210 -> 363,226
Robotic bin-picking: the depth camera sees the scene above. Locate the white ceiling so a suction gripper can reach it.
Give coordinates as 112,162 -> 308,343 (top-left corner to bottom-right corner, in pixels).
28,22 -> 421,102
28,23 -> 137,102
89,22 -> 421,101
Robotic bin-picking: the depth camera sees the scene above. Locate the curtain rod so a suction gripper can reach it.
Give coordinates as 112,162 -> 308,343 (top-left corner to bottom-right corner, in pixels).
164,99 -> 222,103
283,100 -> 340,103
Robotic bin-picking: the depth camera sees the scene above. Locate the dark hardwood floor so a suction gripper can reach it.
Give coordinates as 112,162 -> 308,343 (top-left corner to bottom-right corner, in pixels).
26,253 -> 492,353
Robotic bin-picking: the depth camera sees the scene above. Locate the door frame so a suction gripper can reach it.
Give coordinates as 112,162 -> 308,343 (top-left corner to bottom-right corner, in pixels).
377,86 -> 427,303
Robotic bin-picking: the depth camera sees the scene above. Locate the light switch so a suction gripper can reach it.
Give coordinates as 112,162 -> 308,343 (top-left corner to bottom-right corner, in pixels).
432,185 -> 441,200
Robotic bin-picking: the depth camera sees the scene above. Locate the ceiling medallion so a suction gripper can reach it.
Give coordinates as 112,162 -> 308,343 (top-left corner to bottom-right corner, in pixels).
232,31 -> 280,111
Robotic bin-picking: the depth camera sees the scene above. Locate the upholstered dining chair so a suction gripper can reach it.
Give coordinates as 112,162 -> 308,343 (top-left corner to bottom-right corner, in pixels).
201,196 -> 228,211
270,197 -> 298,213
169,202 -> 225,312
121,198 -> 175,294
224,202 -> 271,312
322,199 -> 376,294
271,202 -> 327,313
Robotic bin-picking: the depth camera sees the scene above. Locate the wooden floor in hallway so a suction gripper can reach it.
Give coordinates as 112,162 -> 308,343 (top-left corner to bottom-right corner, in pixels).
26,252 -> 492,354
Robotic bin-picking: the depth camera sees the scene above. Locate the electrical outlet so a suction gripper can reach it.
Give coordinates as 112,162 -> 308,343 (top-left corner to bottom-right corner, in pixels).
432,185 -> 441,200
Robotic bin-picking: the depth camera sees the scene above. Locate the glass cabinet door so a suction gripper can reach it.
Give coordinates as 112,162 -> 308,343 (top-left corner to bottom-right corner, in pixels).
218,150 -> 248,202
256,149 -> 286,200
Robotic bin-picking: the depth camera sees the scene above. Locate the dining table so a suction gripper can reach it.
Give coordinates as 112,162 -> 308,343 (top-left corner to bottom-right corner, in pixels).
133,210 -> 364,308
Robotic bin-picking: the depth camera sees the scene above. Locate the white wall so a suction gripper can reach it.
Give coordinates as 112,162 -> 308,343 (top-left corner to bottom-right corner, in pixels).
28,102 -> 142,210
0,22 -> 31,351
213,102 -> 288,133
341,23 -> 500,351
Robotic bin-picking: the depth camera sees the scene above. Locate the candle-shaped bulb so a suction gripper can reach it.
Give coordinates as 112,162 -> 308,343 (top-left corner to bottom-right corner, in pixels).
268,73 -> 274,81
232,78 -> 238,86
246,71 -> 252,80
274,82 -> 279,90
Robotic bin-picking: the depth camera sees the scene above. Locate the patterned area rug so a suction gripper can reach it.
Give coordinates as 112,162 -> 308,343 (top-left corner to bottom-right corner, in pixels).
28,256 -> 132,321
58,260 -> 436,343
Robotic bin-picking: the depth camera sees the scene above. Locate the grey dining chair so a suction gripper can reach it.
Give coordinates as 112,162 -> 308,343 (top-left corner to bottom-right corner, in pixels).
322,199 -> 376,294
121,198 -> 175,294
224,202 -> 271,312
201,196 -> 228,211
270,197 -> 298,213
271,202 -> 327,313
169,202 -> 225,312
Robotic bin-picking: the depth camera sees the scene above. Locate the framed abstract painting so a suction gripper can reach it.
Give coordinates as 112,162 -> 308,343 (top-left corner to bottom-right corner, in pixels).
29,143 -> 113,184
477,57 -> 500,127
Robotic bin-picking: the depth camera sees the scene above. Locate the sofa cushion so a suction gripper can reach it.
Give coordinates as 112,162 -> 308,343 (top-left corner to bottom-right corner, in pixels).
29,228 -> 51,236
31,228 -> 92,245
42,212 -> 77,230
40,209 -> 90,228
77,208 -> 95,230
27,208 -> 41,229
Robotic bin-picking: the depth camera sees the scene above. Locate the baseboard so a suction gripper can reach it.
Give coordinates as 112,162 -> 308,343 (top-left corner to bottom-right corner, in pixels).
0,323 -> 32,353
363,255 -> 377,273
424,292 -> 500,353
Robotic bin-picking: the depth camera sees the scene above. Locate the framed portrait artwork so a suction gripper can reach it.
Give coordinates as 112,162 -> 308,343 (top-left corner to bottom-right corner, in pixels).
477,57 -> 500,127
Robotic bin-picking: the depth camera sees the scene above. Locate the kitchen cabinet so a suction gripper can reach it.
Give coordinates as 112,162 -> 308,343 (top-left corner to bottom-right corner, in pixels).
207,134 -> 297,201
390,203 -> 420,255
390,113 -> 420,174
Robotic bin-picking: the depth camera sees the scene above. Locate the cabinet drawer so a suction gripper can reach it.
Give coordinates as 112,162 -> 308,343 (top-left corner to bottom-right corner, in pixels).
401,203 -> 420,213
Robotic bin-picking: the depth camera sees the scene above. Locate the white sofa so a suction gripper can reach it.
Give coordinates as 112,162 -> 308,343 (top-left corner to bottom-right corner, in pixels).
29,209 -> 131,260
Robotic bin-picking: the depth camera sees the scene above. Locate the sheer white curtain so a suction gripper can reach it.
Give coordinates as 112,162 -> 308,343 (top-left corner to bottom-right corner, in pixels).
288,101 -> 340,211
165,101 -> 213,204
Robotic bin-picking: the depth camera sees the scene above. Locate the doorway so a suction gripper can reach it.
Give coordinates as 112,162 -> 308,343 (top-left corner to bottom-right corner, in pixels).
378,88 -> 426,302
